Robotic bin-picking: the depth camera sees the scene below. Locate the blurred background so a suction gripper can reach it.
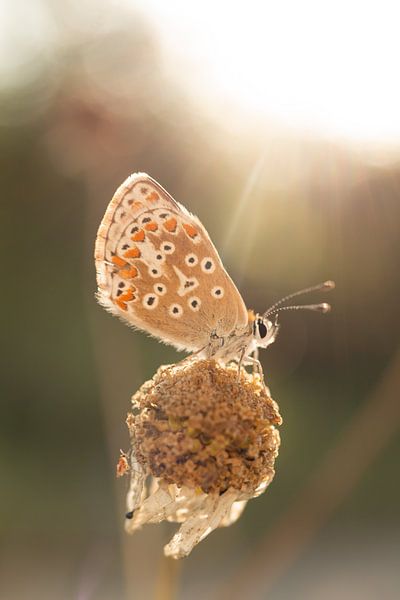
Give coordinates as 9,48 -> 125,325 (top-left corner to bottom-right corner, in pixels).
1,1 -> 400,598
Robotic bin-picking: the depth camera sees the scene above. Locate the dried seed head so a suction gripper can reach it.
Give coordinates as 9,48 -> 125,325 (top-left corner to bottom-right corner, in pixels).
128,359 -> 282,495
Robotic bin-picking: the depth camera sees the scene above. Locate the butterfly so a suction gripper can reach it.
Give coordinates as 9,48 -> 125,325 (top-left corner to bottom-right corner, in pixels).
95,173 -> 334,374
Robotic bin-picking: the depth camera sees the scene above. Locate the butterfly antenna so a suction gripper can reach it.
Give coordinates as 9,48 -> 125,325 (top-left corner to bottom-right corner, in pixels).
267,303 -> 331,318
264,281 -> 335,318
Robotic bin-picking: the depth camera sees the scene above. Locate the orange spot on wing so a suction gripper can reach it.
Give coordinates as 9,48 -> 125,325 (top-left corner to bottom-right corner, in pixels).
120,266 -> 138,279
119,288 -> 135,302
147,191 -> 160,202
112,256 -> 128,267
164,217 -> 177,232
124,247 -> 141,259
183,223 -> 198,238
132,229 -> 145,242
145,221 -> 158,232
115,298 -> 128,311
133,201 -> 143,209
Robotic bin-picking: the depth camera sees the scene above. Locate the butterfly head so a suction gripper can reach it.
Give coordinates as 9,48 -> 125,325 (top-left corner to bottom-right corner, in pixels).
252,315 -> 279,349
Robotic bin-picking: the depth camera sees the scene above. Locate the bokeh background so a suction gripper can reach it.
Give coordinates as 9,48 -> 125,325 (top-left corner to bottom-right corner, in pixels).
1,1 -> 400,598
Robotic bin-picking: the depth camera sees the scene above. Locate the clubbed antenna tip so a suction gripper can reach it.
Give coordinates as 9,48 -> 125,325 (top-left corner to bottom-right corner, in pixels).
318,302 -> 331,313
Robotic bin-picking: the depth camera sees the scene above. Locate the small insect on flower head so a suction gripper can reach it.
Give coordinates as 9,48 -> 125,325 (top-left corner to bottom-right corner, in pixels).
116,450 -> 130,478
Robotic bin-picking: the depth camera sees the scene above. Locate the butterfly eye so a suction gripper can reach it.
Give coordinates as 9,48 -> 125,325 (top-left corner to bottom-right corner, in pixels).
257,319 -> 268,339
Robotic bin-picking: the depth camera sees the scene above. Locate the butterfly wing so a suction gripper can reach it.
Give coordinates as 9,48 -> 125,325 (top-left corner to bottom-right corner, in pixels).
95,173 -> 248,352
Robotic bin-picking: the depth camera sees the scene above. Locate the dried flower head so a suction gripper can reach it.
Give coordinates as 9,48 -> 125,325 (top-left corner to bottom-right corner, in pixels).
123,359 -> 282,558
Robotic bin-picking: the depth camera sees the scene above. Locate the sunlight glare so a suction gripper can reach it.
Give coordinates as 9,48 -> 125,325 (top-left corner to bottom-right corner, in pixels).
134,0 -> 400,142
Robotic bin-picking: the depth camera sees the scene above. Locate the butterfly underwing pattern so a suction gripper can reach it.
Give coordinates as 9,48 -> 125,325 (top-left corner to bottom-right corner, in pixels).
95,173 -> 250,354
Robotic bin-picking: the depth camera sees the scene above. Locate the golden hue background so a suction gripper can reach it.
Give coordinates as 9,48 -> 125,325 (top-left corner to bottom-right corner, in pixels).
1,1 -> 399,598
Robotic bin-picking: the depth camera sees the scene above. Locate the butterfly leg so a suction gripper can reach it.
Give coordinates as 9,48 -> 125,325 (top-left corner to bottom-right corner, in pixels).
243,353 -> 266,385
252,347 -> 263,377
235,347 -> 247,379
246,355 -> 271,393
